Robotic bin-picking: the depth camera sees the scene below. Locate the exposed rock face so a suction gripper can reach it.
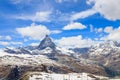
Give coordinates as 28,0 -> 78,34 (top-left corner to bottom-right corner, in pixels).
38,35 -> 56,50
7,66 -> 20,80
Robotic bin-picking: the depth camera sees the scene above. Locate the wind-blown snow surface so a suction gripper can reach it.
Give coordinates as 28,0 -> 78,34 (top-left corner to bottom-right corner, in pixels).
29,72 -> 120,80
29,72 -> 97,80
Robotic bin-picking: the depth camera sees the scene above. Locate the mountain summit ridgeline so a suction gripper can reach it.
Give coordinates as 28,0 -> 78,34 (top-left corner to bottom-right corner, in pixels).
38,35 -> 56,50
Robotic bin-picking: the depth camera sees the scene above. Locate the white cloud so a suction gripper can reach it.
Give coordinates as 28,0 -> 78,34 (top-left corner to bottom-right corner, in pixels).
104,26 -> 113,33
93,0 -> 120,21
94,38 -> 99,41
0,36 -> 2,39
5,36 -> 12,40
10,0 -> 32,4
30,43 -> 39,46
90,24 -> 94,32
73,0 -> 78,3
86,0 -> 94,5
89,26 -> 103,33
71,9 -> 97,21
16,23 -> 50,40
10,42 -> 23,45
101,26 -> 120,41
24,39 -> 28,42
10,0 -> 24,4
105,27 -> 120,41
0,36 -> 12,40
55,35 -> 95,48
72,0 -> 120,21
56,0 -> 62,3
95,28 -> 103,33
0,41 -> 9,46
0,41 -> 22,46
16,11 -> 52,22
56,0 -> 78,3
32,11 -> 51,22
63,22 -> 86,30
51,30 -> 62,34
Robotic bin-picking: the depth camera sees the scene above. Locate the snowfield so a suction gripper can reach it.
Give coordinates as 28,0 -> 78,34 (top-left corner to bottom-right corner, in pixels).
29,72 -> 96,80
29,72 -> 120,80
29,72 -> 118,80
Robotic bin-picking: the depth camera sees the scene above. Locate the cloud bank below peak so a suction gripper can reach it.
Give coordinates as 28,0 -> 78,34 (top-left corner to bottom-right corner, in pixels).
55,35 -> 95,48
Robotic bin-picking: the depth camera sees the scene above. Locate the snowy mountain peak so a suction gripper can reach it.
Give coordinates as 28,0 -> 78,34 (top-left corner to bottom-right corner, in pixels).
93,41 -> 120,49
38,35 -> 56,50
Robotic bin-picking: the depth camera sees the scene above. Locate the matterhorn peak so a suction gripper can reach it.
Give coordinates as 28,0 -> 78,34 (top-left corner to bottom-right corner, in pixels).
38,35 -> 56,50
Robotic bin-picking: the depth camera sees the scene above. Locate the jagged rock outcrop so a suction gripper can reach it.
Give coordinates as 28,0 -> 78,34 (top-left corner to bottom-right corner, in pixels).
38,35 -> 56,50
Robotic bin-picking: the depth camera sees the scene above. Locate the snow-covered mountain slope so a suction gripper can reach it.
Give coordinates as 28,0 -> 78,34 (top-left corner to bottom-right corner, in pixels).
1,36 -> 120,59
2,35 -> 74,56
86,41 -> 120,67
89,41 -> 120,56
0,35 -> 120,79
0,49 -> 60,66
66,41 -> 120,77
0,35 -> 74,69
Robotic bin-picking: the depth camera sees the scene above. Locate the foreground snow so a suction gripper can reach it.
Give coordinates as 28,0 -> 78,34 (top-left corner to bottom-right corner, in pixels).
29,72 -> 95,80
29,72 -> 110,80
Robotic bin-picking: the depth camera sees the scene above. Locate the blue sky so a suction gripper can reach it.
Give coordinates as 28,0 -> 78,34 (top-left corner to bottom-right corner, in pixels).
0,0 -> 120,48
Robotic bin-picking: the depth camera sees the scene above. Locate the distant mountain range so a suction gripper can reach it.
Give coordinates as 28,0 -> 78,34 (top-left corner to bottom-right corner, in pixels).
0,35 -> 120,79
